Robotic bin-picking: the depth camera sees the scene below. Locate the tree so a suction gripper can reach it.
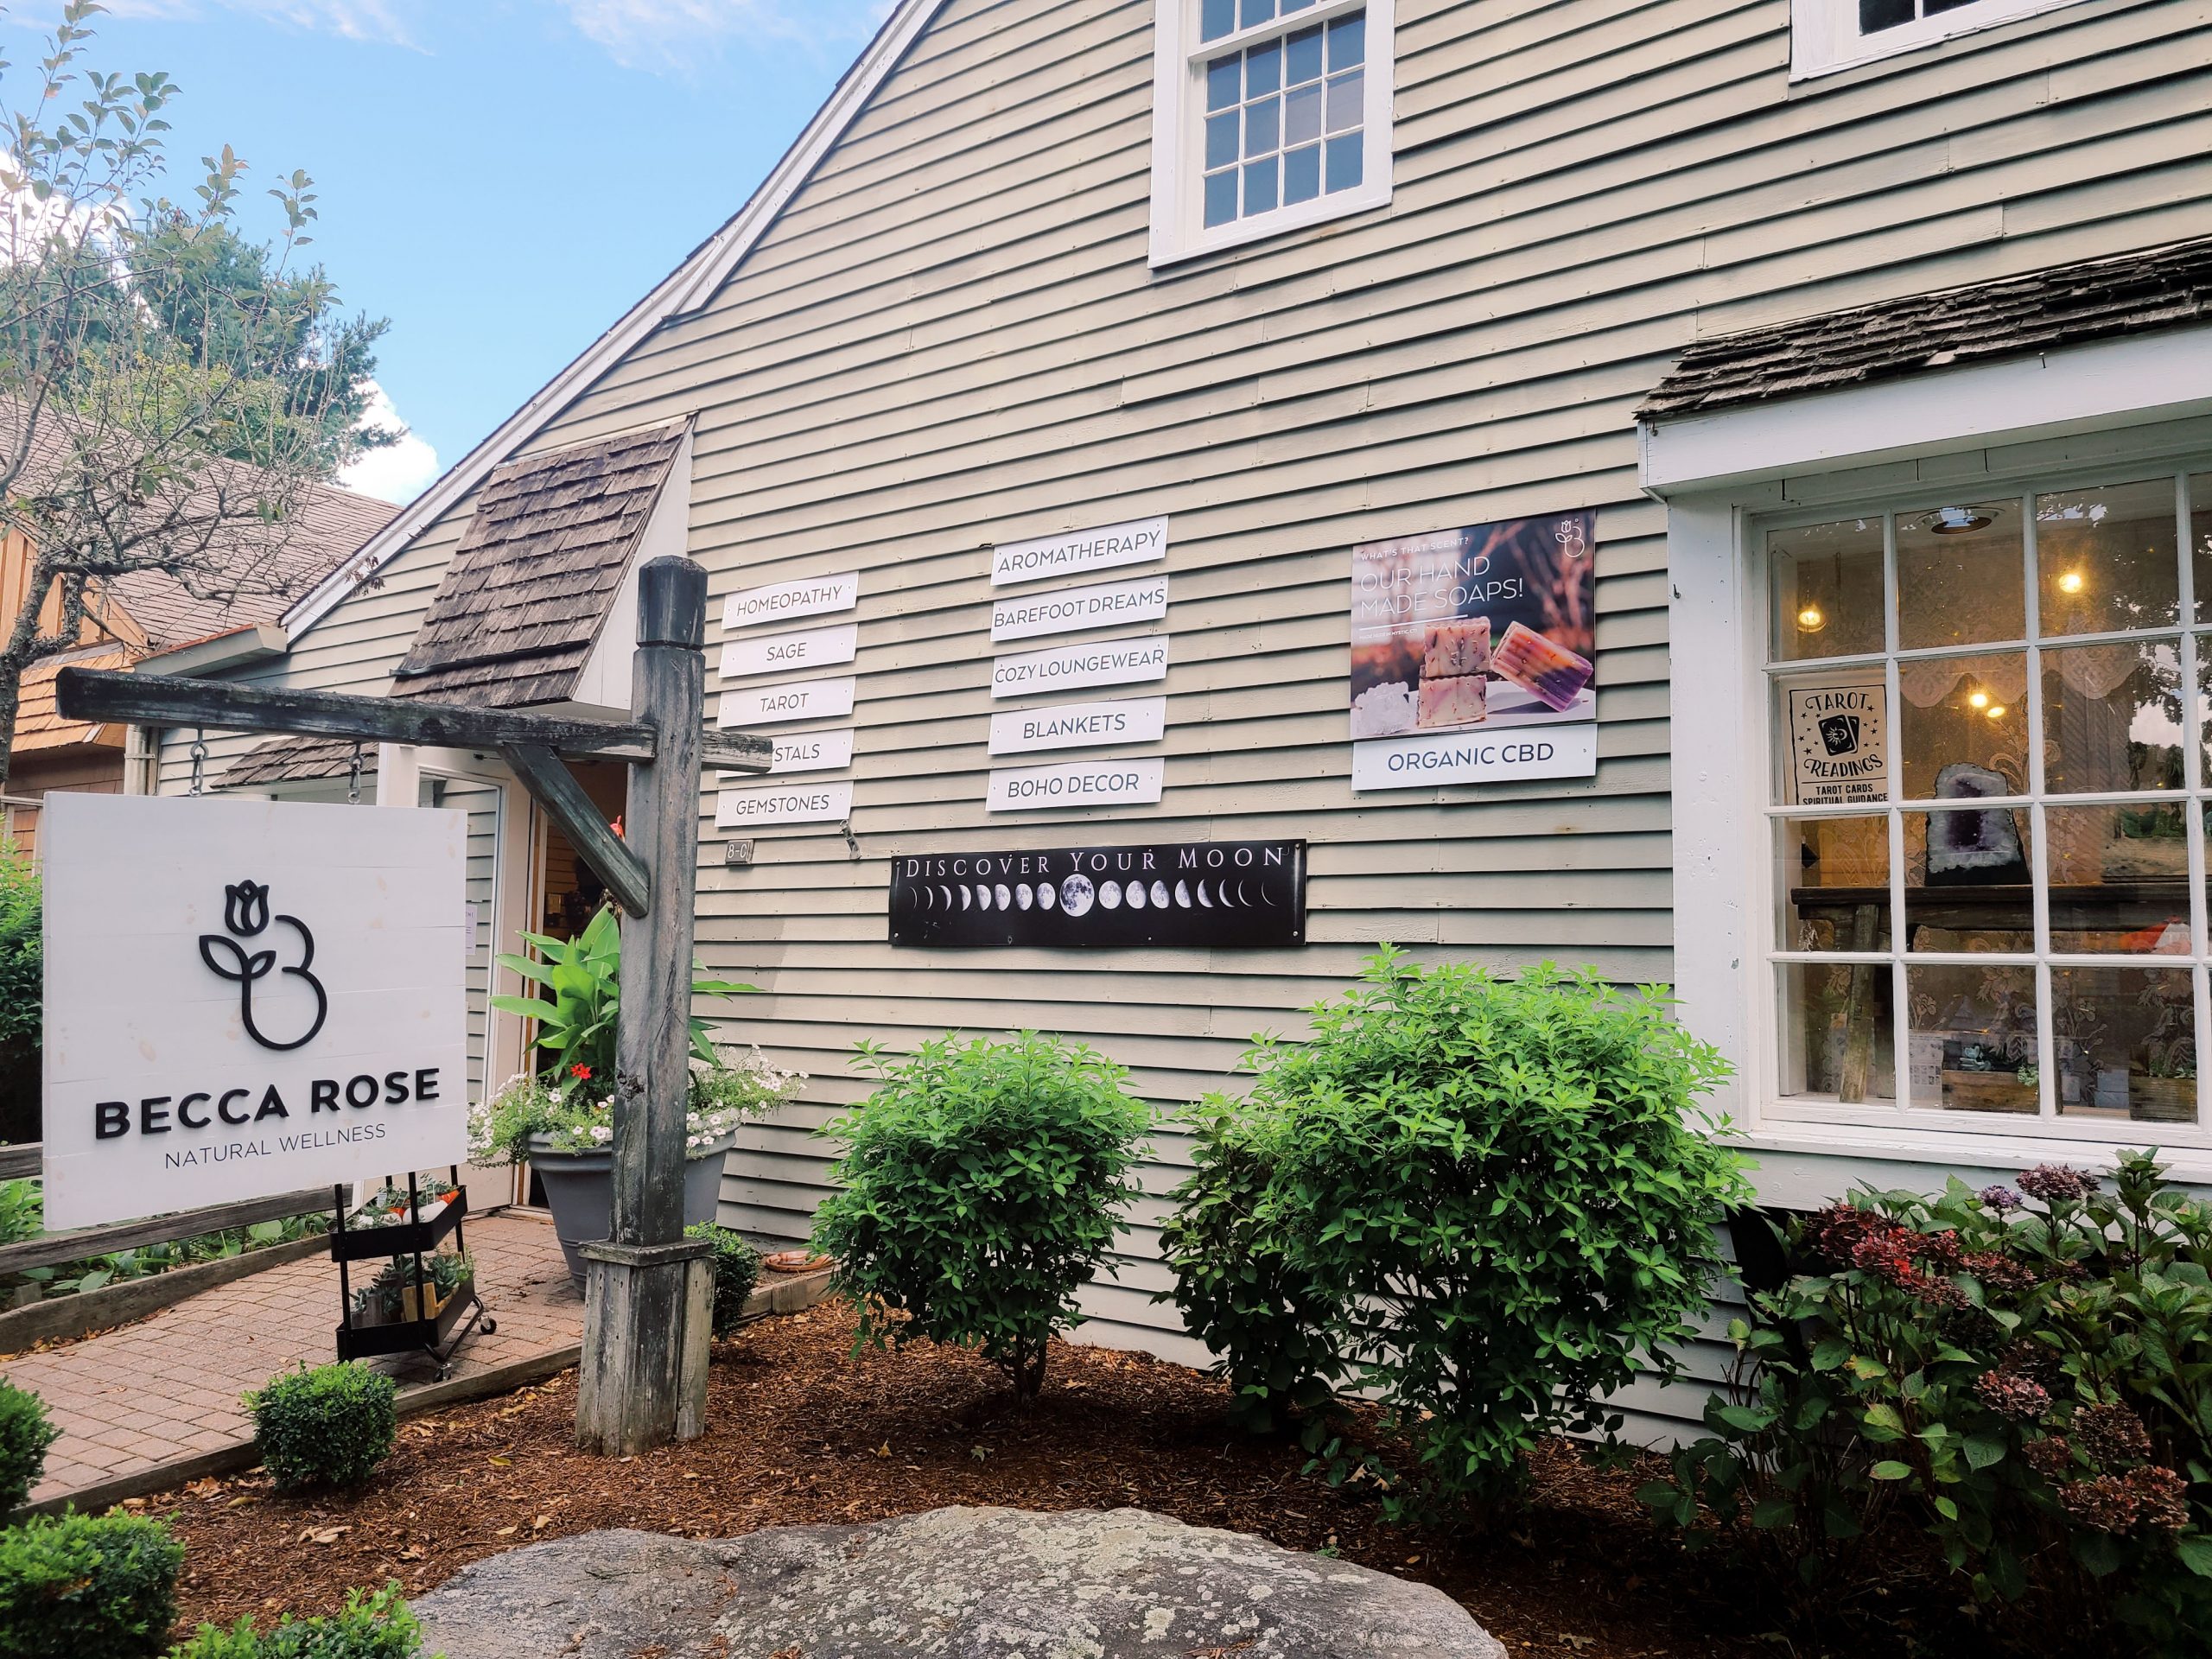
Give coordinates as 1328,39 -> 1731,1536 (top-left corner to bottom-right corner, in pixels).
0,1 -> 392,788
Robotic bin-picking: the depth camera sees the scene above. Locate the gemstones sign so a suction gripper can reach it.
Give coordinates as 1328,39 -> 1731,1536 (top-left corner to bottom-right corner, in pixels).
889,839 -> 1305,949
41,793 -> 470,1231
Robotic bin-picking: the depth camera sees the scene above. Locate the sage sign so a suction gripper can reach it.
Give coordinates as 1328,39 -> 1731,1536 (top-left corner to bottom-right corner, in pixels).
41,793 -> 470,1230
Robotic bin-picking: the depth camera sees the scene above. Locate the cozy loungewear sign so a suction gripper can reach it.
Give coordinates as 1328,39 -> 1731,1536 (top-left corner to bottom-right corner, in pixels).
41,792 -> 470,1231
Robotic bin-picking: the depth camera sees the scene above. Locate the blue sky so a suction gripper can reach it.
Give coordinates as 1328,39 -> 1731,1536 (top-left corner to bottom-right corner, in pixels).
15,2 -> 894,499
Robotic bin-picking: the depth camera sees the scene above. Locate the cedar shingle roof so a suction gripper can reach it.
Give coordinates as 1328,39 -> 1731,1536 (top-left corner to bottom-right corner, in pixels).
391,422 -> 687,708
220,734 -> 378,789
1638,237 -> 2212,422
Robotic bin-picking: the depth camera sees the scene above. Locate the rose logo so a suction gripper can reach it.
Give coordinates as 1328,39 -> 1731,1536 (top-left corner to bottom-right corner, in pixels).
198,880 -> 328,1052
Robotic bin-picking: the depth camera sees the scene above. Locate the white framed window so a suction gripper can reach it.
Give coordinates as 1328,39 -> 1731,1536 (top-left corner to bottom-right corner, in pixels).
1745,467 -> 2212,1149
1792,0 -> 2087,80
1148,0 -> 1394,269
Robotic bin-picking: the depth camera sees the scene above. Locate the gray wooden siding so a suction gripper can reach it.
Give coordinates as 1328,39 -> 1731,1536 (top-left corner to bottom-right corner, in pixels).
161,0 -> 2212,1433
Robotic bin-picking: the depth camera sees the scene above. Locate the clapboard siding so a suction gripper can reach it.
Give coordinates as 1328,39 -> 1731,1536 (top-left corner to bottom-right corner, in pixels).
155,0 -> 2212,1440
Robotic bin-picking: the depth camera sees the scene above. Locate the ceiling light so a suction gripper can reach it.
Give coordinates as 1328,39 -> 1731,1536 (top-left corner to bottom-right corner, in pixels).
1986,704 -> 2007,721
2057,570 -> 2086,595
1929,506 -> 1994,535
1968,690 -> 1990,709
1796,603 -> 1827,633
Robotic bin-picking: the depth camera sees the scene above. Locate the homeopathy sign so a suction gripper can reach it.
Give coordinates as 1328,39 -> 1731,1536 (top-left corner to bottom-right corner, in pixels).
41,793 -> 469,1231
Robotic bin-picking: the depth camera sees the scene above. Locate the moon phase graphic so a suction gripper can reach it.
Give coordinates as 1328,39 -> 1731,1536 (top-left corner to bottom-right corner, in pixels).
1173,880 -> 1192,908
995,883 -> 1012,911
1126,881 -> 1146,911
1149,880 -> 1171,908
1015,883 -> 1033,910
1195,880 -> 1212,907
1099,880 -> 1123,910
958,886 -> 971,909
1039,881 -> 1058,910
1059,874 -> 1094,917
978,885 -> 995,912
918,885 -> 933,910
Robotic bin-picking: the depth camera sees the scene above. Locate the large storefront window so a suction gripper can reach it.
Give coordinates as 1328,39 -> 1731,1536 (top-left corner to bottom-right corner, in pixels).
1766,471 -> 2212,1136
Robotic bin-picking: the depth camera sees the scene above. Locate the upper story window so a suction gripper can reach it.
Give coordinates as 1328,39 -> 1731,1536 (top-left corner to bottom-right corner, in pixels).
1150,0 -> 1394,268
1793,0 -> 2086,79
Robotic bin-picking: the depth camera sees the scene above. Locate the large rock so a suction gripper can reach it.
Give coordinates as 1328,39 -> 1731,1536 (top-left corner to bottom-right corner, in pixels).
415,1505 -> 1504,1659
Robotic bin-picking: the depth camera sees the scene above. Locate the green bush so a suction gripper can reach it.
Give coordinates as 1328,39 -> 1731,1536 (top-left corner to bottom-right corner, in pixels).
0,1510 -> 182,1659
1168,949 -> 1747,1516
811,1031 -> 1154,1402
684,1222 -> 762,1338
0,1379 -> 58,1516
1643,1152 -> 2212,1652
171,1582 -> 431,1658
0,846 -> 39,1144
246,1363 -> 397,1492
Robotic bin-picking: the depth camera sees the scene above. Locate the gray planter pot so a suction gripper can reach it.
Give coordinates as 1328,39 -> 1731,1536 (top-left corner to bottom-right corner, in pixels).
526,1131 -> 735,1287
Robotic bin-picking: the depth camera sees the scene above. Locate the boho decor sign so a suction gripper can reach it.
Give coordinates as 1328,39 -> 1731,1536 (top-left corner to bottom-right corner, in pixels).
41,792 -> 470,1231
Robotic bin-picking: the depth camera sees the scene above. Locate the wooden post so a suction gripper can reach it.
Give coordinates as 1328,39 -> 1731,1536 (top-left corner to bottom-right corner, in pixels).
575,556 -> 716,1456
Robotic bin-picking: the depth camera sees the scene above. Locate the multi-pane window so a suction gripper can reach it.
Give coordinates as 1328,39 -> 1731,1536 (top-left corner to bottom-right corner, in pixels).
1199,6 -> 1367,230
1766,471 -> 2212,1137
1150,0 -> 1393,266
1793,0 -> 2087,79
1857,0 -> 1975,32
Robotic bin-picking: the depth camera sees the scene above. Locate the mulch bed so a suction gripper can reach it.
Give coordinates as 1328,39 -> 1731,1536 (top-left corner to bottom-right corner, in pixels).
149,1301 -> 1875,1657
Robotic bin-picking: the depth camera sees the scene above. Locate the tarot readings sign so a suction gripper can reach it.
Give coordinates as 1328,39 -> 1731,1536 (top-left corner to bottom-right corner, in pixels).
890,839 -> 1305,949
1787,680 -> 1888,805
41,793 -> 470,1230
1350,512 -> 1599,791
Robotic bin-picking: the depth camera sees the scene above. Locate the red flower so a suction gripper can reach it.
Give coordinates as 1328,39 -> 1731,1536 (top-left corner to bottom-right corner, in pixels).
569,1064 -> 593,1081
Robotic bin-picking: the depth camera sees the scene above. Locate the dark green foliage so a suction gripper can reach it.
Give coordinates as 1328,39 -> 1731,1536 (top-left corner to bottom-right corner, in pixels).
0,849 -> 40,1143
685,1223 -> 762,1338
1157,1101 -> 1341,1436
170,1583 -> 429,1658
1643,1151 -> 2212,1651
246,1363 -> 396,1492
1166,949 -> 1747,1516
811,1032 -> 1154,1402
0,1379 -> 57,1516
0,1510 -> 182,1659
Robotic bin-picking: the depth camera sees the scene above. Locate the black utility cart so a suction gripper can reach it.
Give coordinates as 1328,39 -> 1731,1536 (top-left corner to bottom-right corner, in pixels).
330,1166 -> 494,1378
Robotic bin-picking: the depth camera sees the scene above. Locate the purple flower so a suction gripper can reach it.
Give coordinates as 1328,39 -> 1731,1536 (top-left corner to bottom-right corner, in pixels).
2016,1165 -> 2099,1204
1974,1369 -> 2051,1421
1979,1185 -> 2024,1212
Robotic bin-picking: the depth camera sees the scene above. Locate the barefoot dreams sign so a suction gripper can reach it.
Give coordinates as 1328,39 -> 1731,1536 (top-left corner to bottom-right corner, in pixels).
41,793 -> 470,1230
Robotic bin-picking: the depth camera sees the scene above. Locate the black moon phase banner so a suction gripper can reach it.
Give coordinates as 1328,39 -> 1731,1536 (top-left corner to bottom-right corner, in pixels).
889,839 -> 1306,949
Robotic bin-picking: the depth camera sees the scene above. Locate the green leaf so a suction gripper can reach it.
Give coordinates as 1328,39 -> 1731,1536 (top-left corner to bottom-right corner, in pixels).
1809,1336 -> 1851,1371
1869,1460 -> 1914,1481
1962,1434 -> 2005,1471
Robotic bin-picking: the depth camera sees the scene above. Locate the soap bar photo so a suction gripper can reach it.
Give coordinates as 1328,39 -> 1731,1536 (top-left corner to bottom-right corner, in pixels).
1422,616 -> 1491,679
1417,673 -> 1488,728
1492,620 -> 1594,713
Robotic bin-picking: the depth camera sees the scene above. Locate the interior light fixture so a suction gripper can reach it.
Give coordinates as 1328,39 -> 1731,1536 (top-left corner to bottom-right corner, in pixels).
1986,704 -> 2008,721
1796,602 -> 1827,633
2057,570 -> 2087,595
1928,505 -> 1994,535
1967,691 -> 1990,710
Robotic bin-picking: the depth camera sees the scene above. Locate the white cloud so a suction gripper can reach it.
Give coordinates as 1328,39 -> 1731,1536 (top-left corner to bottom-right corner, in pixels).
98,1 -> 419,44
340,381 -> 440,504
554,0 -> 891,71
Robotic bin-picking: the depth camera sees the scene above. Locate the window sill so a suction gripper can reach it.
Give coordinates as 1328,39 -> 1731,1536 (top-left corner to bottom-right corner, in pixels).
1737,1117 -> 2212,1205
1147,180 -> 1390,270
1789,0 -> 2134,87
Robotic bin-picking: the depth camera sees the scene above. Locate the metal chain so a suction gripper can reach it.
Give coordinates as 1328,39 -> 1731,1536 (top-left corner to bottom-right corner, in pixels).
346,741 -> 365,805
188,728 -> 207,797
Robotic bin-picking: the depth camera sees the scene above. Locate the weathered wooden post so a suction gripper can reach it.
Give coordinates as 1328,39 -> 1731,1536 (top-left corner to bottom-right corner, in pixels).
575,555 -> 715,1454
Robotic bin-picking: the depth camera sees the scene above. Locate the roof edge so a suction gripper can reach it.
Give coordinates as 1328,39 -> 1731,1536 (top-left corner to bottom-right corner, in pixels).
280,0 -> 950,642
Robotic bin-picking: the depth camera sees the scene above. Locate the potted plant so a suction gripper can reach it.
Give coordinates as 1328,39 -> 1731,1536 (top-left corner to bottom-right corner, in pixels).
474,906 -> 804,1284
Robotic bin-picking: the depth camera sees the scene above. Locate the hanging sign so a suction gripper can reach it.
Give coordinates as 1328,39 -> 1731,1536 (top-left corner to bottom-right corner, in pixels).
988,757 -> 1165,812
41,793 -> 469,1232
988,696 -> 1167,756
720,677 -> 856,727
991,515 -> 1168,587
767,729 -> 855,775
990,575 -> 1170,644
719,623 -> 858,681
722,571 -> 860,631
1349,512 -> 1599,791
992,636 -> 1169,700
1788,681 -> 1888,805
891,839 -> 1304,948
716,779 -> 855,829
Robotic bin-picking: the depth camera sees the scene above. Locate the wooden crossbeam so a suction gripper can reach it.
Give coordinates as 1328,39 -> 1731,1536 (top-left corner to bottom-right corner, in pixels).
0,1186 -> 333,1276
54,669 -> 773,772
502,743 -> 652,916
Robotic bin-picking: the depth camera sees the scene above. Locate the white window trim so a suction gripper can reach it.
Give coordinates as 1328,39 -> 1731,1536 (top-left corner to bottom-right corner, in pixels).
1652,326 -> 2212,1185
1792,0 -> 2086,80
1148,0 -> 1394,270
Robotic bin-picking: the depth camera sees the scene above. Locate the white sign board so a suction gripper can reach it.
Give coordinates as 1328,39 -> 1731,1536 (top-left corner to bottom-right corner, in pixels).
991,636 -> 1169,701
990,575 -> 1170,645
722,571 -> 860,632
988,696 -> 1167,757
716,779 -> 855,828
41,794 -> 469,1232
718,623 -> 858,681
988,758 -> 1166,812
1787,681 -> 1887,805
1351,724 -> 1599,791
721,677 -> 856,728
991,516 -> 1168,588
767,728 -> 855,775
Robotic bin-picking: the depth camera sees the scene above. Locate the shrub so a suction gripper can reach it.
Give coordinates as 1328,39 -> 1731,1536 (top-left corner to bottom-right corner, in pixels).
1643,1151 -> 2212,1651
1167,949 -> 1747,1515
171,1582 -> 429,1658
811,1031 -> 1154,1402
246,1363 -> 397,1492
0,1379 -> 57,1516
0,1510 -> 182,1659
685,1222 -> 762,1337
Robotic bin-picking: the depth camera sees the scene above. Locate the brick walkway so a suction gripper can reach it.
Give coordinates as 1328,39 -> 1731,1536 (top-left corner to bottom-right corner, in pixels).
7,1211 -> 582,1510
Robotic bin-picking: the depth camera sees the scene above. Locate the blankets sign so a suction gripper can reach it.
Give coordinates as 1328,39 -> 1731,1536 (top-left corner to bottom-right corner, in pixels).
41,793 -> 469,1230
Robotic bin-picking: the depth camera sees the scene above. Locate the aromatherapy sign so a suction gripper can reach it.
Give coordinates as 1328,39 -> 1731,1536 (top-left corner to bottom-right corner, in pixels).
890,839 -> 1305,949
41,793 -> 470,1230
1349,512 -> 1599,790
